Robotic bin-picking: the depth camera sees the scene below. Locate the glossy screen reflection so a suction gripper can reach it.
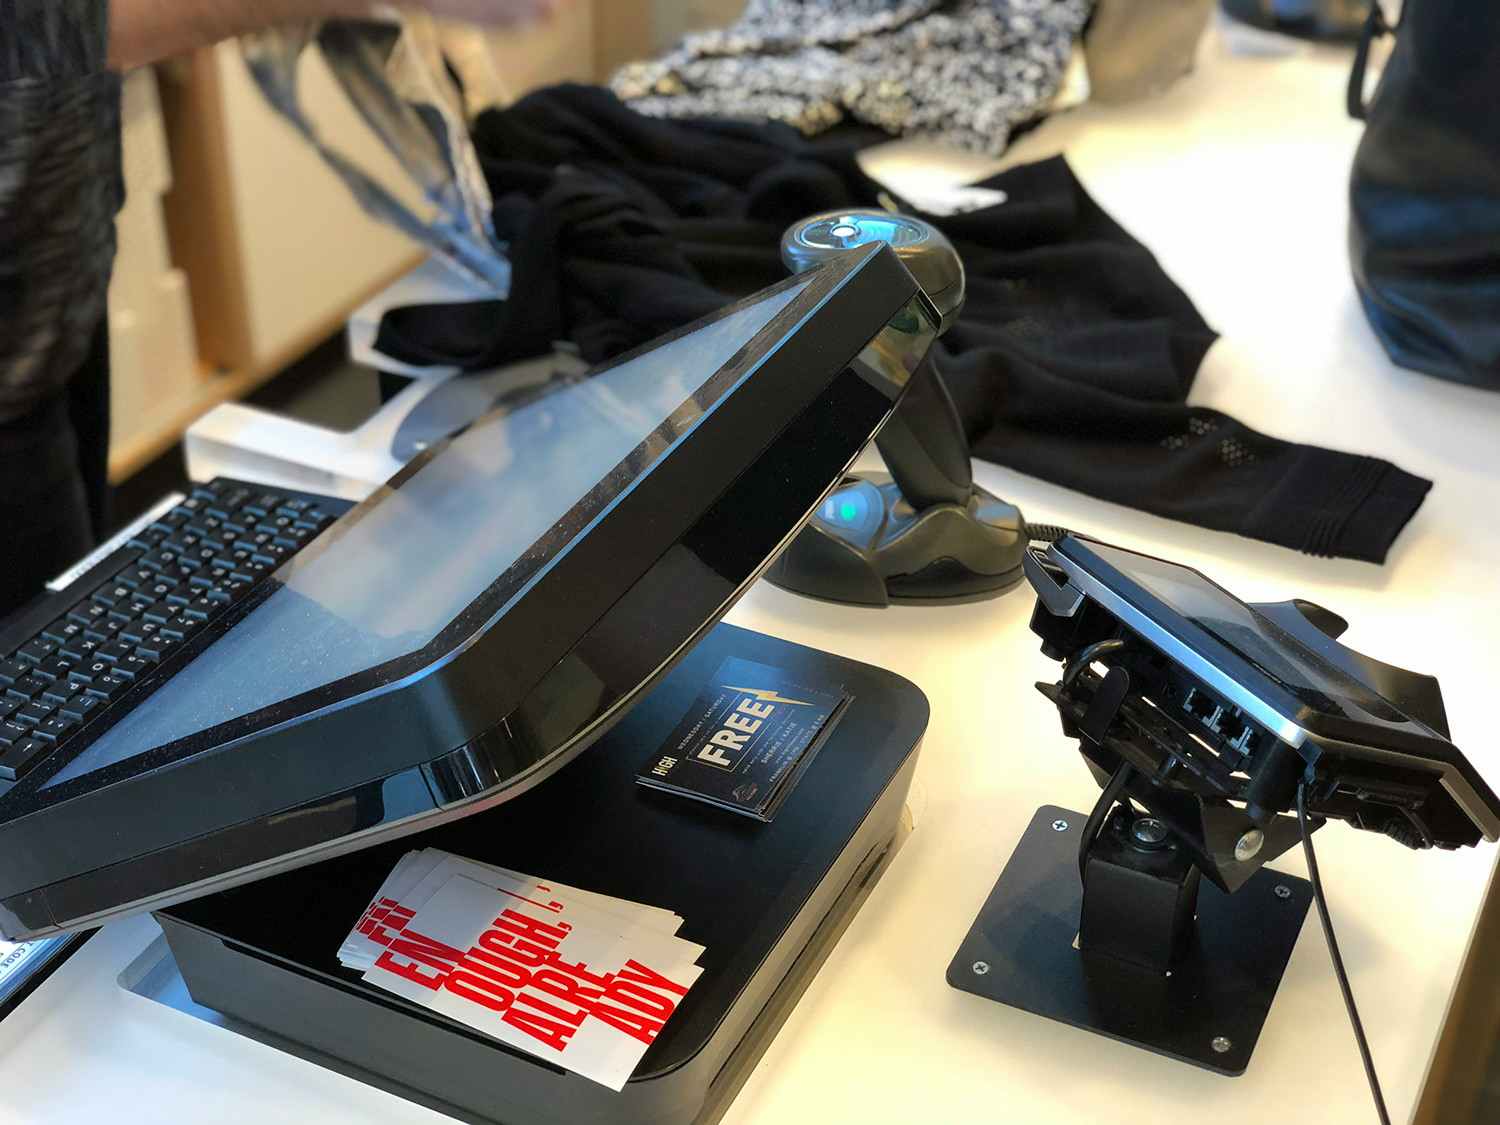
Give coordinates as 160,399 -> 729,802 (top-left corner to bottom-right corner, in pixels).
48,280 -> 814,787
1085,541 -> 1408,723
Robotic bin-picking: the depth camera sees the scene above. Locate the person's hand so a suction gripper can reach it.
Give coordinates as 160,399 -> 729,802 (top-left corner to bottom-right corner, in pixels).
408,0 -> 564,26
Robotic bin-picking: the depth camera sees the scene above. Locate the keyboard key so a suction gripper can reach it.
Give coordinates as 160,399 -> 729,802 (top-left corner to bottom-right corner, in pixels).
113,587 -> 154,609
41,681 -> 77,705
230,562 -> 272,583
84,674 -> 132,702
112,653 -> 157,682
33,715 -> 77,743
106,601 -> 146,624
0,738 -> 52,781
83,618 -> 125,644
0,720 -> 32,746
0,698 -> 18,722
69,659 -> 112,686
125,528 -> 167,551
41,618 -> 86,645
192,566 -> 234,590
174,596 -> 217,621
15,702 -> 53,726
32,656 -> 75,683
114,565 -> 157,590
0,658 -> 27,686
59,637 -> 102,662
98,643 -> 135,665
159,616 -> 203,641
274,527 -> 312,549
68,601 -> 111,626
16,639 -> 58,666
121,618 -> 162,645
140,578 -> 180,602
243,493 -> 283,517
134,637 -> 180,662
163,533 -> 201,555
93,583 -> 136,609
6,676 -> 48,702
60,694 -> 105,722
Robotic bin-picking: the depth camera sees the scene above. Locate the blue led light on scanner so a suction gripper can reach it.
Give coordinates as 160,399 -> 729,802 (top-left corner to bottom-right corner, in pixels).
820,488 -> 872,527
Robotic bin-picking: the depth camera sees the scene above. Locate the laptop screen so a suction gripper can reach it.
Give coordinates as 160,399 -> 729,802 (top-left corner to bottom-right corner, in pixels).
48,279 -> 814,788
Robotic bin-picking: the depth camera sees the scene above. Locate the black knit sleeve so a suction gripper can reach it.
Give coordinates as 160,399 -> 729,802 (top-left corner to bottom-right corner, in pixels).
0,0 -> 123,425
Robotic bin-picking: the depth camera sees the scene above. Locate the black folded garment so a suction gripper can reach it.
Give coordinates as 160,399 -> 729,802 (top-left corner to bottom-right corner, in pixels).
376,84 -> 1430,564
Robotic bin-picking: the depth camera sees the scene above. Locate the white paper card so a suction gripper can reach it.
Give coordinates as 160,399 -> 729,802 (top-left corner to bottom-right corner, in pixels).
340,850 -> 685,972
361,874 -> 704,1090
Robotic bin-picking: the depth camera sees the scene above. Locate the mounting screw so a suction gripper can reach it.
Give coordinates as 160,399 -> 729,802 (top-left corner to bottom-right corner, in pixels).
1211,1036 -> 1233,1054
1274,885 -> 1292,900
1234,828 -> 1265,862
1131,817 -> 1170,846
972,961 -> 991,976
1052,819 -> 1070,832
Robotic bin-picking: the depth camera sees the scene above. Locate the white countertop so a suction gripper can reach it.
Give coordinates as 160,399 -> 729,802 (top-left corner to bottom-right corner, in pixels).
2,26 -> 1495,1125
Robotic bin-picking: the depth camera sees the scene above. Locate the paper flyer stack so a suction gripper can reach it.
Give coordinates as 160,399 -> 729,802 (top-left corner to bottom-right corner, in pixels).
339,849 -> 704,1090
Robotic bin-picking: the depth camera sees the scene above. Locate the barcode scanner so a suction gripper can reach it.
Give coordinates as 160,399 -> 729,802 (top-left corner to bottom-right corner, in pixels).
765,211 -> 1032,607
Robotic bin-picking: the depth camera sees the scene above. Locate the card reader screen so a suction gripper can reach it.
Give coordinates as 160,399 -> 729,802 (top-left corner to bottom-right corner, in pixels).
1082,541 -> 1408,724
48,280 -> 817,787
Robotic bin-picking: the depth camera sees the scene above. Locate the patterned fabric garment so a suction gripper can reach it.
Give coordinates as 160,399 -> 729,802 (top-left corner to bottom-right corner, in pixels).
612,0 -> 1094,155
0,0 -> 123,425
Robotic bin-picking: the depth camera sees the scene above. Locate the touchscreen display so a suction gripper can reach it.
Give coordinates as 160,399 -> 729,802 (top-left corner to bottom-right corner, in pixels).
1081,541 -> 1408,724
48,279 -> 816,788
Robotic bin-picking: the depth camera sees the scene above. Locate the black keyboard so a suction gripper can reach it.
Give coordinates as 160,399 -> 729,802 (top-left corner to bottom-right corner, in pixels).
0,479 -> 346,791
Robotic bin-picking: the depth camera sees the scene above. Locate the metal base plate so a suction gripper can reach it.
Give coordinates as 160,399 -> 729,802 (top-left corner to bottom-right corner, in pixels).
947,805 -> 1313,1076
